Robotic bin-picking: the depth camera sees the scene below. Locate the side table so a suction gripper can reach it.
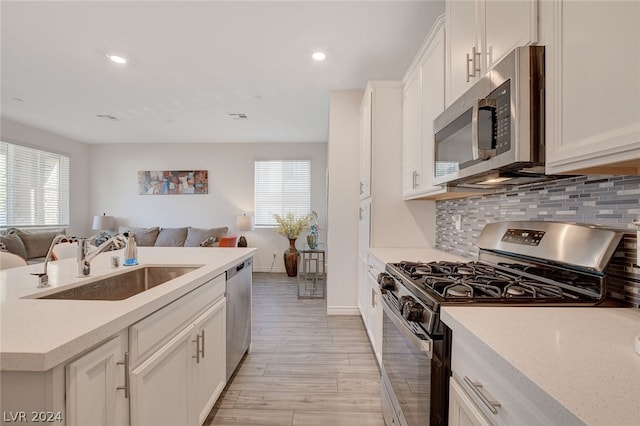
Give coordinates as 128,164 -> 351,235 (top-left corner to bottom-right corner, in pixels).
297,249 -> 326,299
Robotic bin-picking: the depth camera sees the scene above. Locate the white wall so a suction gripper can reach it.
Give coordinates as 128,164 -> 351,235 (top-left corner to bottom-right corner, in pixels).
0,118 -> 91,236
89,142 -> 327,272
326,90 -> 363,315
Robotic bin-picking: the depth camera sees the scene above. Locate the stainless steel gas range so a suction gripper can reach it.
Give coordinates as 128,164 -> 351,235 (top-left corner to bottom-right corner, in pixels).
378,221 -> 624,426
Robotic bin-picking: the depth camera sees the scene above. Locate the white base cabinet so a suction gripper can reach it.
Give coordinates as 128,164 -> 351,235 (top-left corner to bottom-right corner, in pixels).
130,324 -> 196,426
130,298 -> 226,426
1,271 -> 229,426
448,377 -> 491,426
65,331 -> 129,426
129,273 -> 226,426
448,324 -> 581,426
542,0 -> 640,175
193,299 -> 227,425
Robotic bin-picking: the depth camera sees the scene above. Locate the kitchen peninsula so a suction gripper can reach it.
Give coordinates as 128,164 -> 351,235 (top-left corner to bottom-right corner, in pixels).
1,246 -> 256,426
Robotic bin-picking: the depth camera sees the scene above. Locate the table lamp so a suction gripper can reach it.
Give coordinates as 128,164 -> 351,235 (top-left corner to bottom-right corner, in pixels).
92,213 -> 115,231
236,214 -> 253,247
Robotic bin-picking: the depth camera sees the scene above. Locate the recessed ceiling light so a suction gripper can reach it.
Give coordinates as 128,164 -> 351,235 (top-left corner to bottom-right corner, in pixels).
312,52 -> 326,61
107,54 -> 127,64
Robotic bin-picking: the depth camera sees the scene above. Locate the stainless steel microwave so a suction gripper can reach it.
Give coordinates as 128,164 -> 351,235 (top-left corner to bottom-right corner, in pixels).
433,46 -> 546,188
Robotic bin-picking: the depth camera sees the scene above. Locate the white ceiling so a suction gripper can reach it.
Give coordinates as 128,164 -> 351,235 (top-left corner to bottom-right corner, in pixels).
1,1 -> 443,144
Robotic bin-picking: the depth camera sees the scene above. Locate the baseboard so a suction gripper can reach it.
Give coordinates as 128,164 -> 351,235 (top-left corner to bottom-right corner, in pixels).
252,267 -> 286,273
326,306 -> 360,316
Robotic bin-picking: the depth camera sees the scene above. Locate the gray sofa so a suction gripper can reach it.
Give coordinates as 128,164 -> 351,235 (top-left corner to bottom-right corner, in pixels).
117,226 -> 229,247
0,228 -> 67,263
0,226 -> 229,263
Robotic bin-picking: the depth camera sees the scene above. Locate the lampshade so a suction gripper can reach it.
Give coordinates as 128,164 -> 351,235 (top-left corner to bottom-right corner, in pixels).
92,214 -> 115,231
236,214 -> 253,232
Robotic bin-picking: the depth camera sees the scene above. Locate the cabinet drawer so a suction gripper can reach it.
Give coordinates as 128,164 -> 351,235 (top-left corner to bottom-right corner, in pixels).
129,273 -> 225,367
450,330 -> 578,425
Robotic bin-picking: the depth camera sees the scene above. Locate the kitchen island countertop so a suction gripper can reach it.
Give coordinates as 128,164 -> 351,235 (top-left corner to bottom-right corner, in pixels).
0,247 -> 256,371
442,305 -> 640,425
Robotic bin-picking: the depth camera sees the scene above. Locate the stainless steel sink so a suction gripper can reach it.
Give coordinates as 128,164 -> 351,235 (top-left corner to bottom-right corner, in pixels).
38,266 -> 199,300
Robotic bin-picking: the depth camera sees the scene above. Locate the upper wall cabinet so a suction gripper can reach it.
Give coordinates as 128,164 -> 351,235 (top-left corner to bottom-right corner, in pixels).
446,0 -> 538,105
403,17 -> 447,199
542,1 -> 640,175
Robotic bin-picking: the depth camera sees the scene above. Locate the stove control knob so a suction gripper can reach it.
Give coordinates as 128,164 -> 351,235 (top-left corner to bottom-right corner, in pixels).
402,299 -> 425,322
399,295 -> 415,312
377,273 -> 396,292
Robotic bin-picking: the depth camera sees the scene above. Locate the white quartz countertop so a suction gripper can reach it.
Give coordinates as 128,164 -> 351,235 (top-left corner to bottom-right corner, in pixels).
0,247 -> 256,372
441,306 -> 640,426
368,247 -> 470,264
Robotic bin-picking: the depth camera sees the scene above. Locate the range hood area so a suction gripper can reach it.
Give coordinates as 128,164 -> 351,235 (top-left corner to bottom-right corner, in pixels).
447,165 -> 569,190
433,46 -> 568,191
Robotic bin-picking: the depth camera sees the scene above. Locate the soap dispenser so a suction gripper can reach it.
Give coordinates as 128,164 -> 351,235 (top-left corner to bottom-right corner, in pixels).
123,232 -> 138,266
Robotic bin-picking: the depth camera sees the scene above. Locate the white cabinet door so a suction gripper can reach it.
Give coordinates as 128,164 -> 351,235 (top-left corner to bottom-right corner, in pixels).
418,22 -> 447,197
359,90 -> 372,199
544,0 -> 640,174
484,0 -> 537,70
449,377 -> 492,426
193,298 -> 226,425
66,331 -> 128,426
357,255 -> 370,327
446,0 -> 537,106
358,199 -> 371,256
130,324 -> 196,426
367,269 -> 382,364
446,0 -> 480,104
403,18 -> 447,200
403,64 -> 423,197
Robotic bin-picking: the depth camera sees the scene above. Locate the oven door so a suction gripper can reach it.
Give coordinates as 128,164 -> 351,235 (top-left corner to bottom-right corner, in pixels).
381,295 -> 448,426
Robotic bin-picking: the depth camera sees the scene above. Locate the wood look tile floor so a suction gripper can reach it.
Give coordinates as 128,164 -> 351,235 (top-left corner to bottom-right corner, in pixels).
204,272 -> 384,426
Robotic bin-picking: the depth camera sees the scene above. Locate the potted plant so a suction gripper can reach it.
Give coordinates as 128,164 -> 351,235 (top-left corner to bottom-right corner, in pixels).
273,212 -> 312,277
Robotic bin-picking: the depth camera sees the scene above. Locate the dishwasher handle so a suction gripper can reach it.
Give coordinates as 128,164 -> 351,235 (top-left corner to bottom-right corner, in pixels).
227,258 -> 252,280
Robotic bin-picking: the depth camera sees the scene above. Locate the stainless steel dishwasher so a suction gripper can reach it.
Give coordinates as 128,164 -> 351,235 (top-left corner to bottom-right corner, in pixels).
225,257 -> 252,381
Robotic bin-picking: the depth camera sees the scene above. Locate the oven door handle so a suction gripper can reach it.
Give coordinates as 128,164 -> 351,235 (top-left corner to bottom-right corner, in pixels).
381,295 -> 433,359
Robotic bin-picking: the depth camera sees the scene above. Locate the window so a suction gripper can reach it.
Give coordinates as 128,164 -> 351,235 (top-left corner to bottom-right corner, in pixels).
254,160 -> 311,228
0,141 -> 70,227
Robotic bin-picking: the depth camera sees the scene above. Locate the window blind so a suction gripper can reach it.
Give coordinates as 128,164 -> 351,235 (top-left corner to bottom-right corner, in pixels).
0,141 -> 70,227
254,160 -> 311,228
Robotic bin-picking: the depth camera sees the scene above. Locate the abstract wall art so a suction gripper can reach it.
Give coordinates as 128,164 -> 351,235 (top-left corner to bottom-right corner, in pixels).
138,170 -> 208,195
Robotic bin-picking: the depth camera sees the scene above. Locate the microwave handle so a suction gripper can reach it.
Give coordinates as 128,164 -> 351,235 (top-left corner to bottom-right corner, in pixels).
471,98 -> 497,161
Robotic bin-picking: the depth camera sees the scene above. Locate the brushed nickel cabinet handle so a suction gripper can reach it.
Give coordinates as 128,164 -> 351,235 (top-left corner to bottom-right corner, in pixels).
472,46 -> 481,76
116,352 -> 129,399
200,330 -> 205,359
463,376 -> 501,415
192,333 -> 201,363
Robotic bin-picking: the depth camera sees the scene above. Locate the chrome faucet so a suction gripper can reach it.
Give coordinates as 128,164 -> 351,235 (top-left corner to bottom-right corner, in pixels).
32,234 -> 78,288
77,233 -> 128,277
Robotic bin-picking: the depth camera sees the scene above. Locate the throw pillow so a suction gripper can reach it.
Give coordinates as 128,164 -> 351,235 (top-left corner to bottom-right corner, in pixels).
155,227 -> 188,247
185,227 -> 228,247
12,228 -> 65,259
0,231 -> 28,260
199,236 -> 221,247
118,227 -> 160,247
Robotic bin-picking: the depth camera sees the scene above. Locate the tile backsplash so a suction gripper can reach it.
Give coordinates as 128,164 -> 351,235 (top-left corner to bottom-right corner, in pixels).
435,175 -> 640,308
